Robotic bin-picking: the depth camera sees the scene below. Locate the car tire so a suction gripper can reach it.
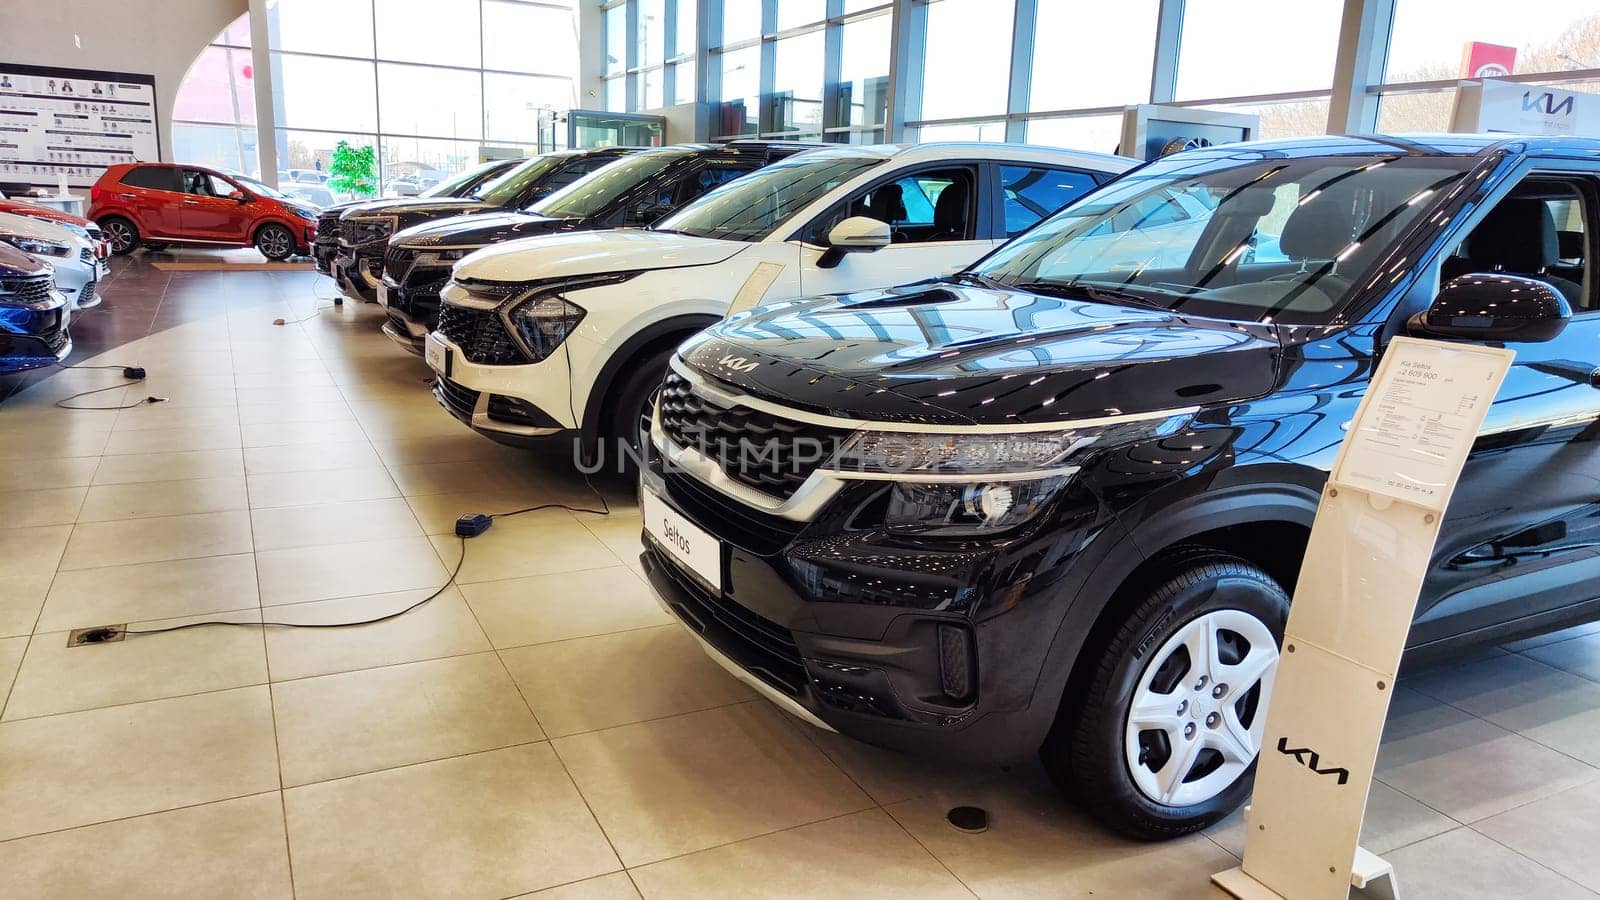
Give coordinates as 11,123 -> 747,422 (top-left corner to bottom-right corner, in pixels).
1046,549 -> 1288,840
255,223 -> 295,261
606,347 -> 674,477
142,242 -> 170,252
99,217 -> 139,255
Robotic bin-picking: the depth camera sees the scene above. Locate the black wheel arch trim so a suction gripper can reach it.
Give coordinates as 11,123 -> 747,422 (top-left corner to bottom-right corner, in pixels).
578,312 -> 723,453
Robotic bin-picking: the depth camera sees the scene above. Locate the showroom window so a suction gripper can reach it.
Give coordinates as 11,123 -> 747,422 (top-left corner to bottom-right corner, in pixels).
177,0 -> 579,195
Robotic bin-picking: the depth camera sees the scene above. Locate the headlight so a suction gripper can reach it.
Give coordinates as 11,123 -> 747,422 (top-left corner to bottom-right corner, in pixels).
507,294 -> 586,361
833,417 -> 1186,536
292,207 -> 316,220
416,248 -> 474,266
3,236 -> 71,257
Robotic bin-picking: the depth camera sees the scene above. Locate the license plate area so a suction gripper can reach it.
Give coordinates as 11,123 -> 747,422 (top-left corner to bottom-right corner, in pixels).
376,282 -> 390,308
424,332 -> 451,376
643,485 -> 722,593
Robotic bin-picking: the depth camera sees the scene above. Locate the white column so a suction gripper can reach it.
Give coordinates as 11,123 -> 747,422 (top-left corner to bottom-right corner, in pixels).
247,0 -> 279,186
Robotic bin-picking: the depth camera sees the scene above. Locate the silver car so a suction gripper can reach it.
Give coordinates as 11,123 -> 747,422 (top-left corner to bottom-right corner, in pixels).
0,212 -> 104,310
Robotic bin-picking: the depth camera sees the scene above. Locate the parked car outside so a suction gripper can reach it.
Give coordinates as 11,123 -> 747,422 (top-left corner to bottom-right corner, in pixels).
387,141 -> 808,357
314,157 -> 522,276
333,149 -> 632,305
424,142 -> 1132,462
636,134 -> 1600,840
89,162 -> 318,260
0,212 -> 103,310
0,242 -> 70,373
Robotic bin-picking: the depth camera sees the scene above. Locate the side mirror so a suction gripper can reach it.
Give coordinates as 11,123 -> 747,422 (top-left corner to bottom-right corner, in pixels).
229,191 -> 249,203
632,202 -> 675,225
818,216 -> 891,269
1408,273 -> 1571,343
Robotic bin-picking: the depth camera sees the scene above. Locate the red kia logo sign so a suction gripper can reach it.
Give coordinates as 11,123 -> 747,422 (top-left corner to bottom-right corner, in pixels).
1461,41 -> 1517,78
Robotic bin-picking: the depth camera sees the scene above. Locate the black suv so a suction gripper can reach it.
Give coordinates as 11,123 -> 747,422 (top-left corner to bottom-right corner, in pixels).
640,135 -> 1600,840
313,157 -> 520,277
0,243 -> 70,373
380,141 -> 814,353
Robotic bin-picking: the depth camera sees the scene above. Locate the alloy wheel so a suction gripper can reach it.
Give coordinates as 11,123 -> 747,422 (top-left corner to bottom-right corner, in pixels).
258,226 -> 292,260
1123,608 -> 1279,808
104,220 -> 134,252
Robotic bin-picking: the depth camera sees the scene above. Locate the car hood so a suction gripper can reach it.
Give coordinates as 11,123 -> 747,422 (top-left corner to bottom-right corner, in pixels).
0,200 -> 92,229
0,242 -> 51,275
680,281 -> 1283,426
454,230 -> 746,283
393,210 -> 571,248
343,196 -> 495,227
0,211 -> 77,245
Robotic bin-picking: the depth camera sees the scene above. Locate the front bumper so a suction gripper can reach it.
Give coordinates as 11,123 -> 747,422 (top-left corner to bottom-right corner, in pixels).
333,247 -> 381,302
636,456 -> 1067,765
0,302 -> 72,372
425,333 -> 569,443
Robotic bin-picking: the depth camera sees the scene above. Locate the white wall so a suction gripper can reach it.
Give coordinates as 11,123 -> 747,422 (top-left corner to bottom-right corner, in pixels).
0,0 -> 247,161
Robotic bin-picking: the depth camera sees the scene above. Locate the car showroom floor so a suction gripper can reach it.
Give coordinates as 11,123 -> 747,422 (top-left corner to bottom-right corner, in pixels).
2,254 -> 1600,899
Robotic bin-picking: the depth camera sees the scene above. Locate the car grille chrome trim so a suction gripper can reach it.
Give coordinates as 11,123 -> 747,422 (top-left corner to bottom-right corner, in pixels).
435,303 -> 527,365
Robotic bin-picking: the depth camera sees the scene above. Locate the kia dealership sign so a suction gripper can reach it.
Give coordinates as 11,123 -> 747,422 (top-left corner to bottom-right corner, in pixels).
1451,79 -> 1600,137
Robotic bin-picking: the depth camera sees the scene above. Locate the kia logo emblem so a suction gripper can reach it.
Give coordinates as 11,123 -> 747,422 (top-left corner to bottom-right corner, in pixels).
718,354 -> 759,373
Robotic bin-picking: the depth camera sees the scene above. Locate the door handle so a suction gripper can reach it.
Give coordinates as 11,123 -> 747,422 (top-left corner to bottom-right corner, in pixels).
117,193 -> 136,199
182,199 -> 199,205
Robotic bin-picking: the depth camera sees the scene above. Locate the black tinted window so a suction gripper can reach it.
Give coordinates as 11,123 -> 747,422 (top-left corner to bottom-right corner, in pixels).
120,166 -> 180,192
1001,166 -> 1100,237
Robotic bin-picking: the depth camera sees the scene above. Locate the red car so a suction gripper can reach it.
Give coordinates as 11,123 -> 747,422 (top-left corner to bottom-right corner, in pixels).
88,163 -> 317,261
0,197 -> 111,260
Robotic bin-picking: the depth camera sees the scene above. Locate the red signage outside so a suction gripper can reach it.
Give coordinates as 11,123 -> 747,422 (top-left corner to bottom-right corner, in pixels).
1460,42 -> 1518,79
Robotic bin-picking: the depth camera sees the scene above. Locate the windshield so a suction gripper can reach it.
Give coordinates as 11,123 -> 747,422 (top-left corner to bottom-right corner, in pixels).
529,150 -> 687,219
423,159 -> 509,198
655,154 -> 883,242
473,155 -> 568,205
978,152 -> 1475,324
236,177 -> 289,200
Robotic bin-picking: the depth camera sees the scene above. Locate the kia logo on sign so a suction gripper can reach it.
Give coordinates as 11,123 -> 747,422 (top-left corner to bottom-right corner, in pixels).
1522,91 -> 1576,117
1275,737 -> 1350,785
719,354 -> 759,374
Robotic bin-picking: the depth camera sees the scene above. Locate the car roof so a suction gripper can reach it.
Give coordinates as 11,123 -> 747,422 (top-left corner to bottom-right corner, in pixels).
1166,132 -> 1600,162
776,141 -> 1135,173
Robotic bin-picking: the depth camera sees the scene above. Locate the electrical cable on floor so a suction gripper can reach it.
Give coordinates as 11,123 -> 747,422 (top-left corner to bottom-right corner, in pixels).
52,363 -> 166,410
101,496 -> 611,640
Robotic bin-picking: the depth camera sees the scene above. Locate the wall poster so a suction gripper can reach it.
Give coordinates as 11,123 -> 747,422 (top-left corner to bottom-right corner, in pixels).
0,63 -> 161,191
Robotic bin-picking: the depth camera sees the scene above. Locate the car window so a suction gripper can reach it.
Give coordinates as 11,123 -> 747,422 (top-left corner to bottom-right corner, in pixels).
1000,166 -> 1100,237
674,159 -> 761,205
119,166 -> 181,192
810,165 -> 978,244
1442,178 -> 1593,312
656,154 -> 884,243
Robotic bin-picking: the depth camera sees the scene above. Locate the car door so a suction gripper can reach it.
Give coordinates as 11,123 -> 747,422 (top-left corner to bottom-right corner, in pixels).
117,165 -> 185,237
178,170 -> 252,242
795,163 -> 993,297
1412,167 -> 1600,645
995,164 -> 1103,239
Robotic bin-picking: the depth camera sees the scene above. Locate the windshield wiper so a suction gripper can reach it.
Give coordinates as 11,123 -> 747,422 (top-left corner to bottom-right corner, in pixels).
1009,279 -> 1172,312
950,271 -> 1012,290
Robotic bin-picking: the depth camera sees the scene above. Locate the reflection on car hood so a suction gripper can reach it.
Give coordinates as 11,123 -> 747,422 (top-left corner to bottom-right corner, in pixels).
342,197 -> 494,227
0,211 -> 77,244
0,242 -> 51,276
393,211 -> 568,248
681,281 -> 1284,426
454,229 -> 746,283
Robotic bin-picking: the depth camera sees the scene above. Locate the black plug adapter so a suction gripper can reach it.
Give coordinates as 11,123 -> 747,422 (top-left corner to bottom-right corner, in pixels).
123,366 -> 146,379
455,513 -> 493,538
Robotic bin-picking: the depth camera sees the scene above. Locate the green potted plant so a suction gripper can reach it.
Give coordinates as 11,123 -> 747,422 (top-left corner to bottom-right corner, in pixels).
327,141 -> 378,199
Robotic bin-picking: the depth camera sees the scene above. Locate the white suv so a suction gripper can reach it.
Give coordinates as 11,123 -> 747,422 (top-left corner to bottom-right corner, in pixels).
422,143 -> 1134,465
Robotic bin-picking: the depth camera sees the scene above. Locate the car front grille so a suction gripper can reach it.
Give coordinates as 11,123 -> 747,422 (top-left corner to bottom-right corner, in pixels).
648,541 -> 807,696
79,246 -> 94,265
433,376 -> 480,421
78,280 -> 96,306
435,303 -> 525,365
0,274 -> 52,304
341,218 -> 391,246
661,467 -> 803,556
383,246 -> 415,284
657,370 -> 850,501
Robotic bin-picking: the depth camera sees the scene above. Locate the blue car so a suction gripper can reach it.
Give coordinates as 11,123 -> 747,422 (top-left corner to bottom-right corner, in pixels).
0,243 -> 70,374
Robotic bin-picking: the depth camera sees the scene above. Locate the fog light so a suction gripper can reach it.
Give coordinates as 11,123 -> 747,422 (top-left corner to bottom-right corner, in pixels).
937,623 -> 975,702
961,484 -> 1014,524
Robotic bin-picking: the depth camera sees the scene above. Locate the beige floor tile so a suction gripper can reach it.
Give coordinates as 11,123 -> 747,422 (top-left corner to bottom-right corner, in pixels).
250,497 -> 421,551
1407,653 -> 1600,767
38,553 -> 259,631
430,516 -> 618,585
111,402 -> 239,432
388,458 -> 578,497
0,635 -> 25,707
255,535 -> 449,606
3,622 -> 267,720
0,486 -> 86,528
1208,779 -> 1456,858
581,514 -> 649,576
1476,779 -> 1600,891
631,809 -> 971,899
0,793 -> 293,900
405,491 -> 591,535
241,419 -> 371,448
60,510 -> 254,570
246,466 -> 399,508
284,744 -> 620,900
272,651 -> 543,786
502,624 -> 751,736
1502,621 -> 1600,653
462,565 -> 672,649
799,726 -> 997,806
0,455 -> 100,490
90,448 -> 244,484
0,524 -> 72,580
0,427 -> 109,461
103,424 -> 242,455
1524,632 -> 1600,684
0,574 -> 52,638
1375,688 -> 1598,822
263,587 -> 490,680
552,702 -> 871,866
242,439 -> 383,474
237,400 -> 354,425
884,771 -> 1236,898
235,384 -> 349,405
0,686 -> 279,841
372,433 -> 526,467
1384,827 -> 1593,900
518,872 -> 640,900
77,475 -> 248,522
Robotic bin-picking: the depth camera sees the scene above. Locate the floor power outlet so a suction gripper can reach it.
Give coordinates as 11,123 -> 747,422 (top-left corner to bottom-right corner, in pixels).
67,626 -> 127,647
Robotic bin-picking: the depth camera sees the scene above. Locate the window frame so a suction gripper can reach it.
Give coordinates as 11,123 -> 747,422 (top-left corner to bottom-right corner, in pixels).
792,159 -> 994,246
